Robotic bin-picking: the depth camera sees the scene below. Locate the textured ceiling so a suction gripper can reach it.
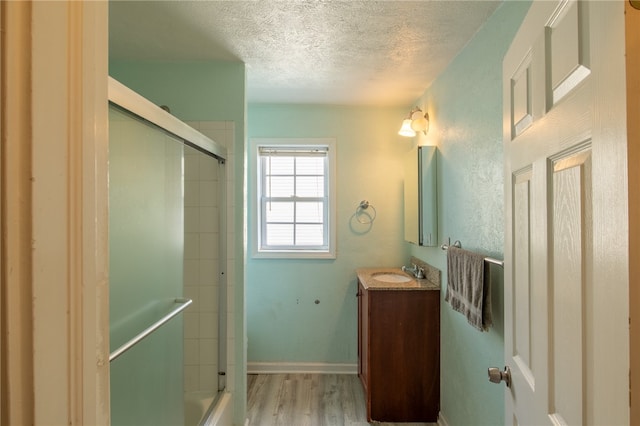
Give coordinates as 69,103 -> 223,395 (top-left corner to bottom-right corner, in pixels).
109,1 -> 501,106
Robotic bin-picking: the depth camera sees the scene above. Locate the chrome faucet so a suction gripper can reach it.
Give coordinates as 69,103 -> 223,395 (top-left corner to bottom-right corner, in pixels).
402,263 -> 424,279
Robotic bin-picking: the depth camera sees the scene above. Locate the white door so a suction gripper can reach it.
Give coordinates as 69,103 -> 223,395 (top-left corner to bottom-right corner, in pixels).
502,1 -> 629,425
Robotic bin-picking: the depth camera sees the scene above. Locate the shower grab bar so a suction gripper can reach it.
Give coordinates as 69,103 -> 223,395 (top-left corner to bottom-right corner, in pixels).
109,298 -> 193,362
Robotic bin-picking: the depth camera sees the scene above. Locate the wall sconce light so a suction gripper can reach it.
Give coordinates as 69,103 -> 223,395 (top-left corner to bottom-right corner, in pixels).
398,107 -> 430,137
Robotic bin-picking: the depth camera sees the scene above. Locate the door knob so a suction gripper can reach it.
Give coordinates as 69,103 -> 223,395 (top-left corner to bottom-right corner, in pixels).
488,366 -> 511,388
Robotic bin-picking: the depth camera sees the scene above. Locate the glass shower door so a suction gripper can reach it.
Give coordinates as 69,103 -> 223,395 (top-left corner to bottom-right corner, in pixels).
109,105 -> 185,426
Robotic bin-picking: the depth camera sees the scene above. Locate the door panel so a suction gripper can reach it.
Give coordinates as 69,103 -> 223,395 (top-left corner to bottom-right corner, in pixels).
504,1 -> 628,425
512,168 -> 533,385
549,146 -> 591,425
547,0 -> 590,106
511,54 -> 533,138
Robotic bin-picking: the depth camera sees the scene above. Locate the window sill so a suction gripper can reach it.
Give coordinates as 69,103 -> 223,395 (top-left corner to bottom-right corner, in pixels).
252,249 -> 336,260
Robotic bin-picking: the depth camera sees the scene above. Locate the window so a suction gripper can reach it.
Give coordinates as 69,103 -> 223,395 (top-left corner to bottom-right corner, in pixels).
252,139 -> 336,258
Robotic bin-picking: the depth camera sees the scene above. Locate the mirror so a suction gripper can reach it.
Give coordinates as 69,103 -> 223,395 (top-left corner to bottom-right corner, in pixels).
404,146 -> 437,246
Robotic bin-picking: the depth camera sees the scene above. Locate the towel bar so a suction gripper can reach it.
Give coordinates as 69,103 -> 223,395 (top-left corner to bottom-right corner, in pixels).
441,241 -> 504,268
109,297 -> 193,362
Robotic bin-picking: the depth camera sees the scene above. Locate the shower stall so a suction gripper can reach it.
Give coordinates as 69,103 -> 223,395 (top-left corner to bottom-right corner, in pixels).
108,77 -> 228,425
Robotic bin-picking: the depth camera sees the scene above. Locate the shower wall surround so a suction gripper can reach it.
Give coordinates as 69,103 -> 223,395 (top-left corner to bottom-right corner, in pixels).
183,145 -> 221,393
183,121 -> 233,394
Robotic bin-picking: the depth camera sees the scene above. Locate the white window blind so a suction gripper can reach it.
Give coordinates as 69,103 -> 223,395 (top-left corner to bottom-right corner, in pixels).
258,146 -> 330,252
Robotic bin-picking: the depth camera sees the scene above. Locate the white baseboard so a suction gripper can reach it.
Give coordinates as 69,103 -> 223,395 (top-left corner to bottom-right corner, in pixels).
438,411 -> 449,426
247,362 -> 357,375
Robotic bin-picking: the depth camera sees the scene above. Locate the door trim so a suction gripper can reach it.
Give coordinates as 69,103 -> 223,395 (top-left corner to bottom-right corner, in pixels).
626,1 -> 640,423
1,2 -> 109,424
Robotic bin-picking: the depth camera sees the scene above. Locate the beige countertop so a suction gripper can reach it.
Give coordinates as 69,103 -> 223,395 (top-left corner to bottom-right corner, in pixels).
356,267 -> 440,291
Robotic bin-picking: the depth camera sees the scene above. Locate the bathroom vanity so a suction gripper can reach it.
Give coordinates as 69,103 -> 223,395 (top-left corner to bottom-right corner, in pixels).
356,267 -> 440,422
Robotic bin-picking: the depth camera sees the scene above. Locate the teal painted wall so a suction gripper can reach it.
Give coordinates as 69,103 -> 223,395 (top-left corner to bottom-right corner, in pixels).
110,61 -> 245,121
108,60 -> 248,424
246,104 -> 411,364
408,2 -> 531,425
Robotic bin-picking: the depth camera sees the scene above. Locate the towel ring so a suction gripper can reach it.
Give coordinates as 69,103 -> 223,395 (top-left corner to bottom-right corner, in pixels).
355,200 -> 376,224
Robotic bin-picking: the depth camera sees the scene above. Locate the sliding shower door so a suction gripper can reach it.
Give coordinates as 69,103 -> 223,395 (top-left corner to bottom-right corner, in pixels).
109,105 -> 185,426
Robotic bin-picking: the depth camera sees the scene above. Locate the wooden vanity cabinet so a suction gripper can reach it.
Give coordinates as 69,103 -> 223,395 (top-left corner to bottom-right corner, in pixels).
357,279 -> 440,422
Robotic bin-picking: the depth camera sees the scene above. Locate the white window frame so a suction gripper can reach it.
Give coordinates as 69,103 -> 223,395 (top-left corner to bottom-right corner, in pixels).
251,138 -> 336,259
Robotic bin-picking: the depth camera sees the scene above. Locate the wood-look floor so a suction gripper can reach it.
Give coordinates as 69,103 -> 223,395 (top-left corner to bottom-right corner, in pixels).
246,374 -> 436,426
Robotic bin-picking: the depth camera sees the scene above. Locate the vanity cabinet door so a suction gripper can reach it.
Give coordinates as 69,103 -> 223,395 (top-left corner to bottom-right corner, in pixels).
358,286 -> 440,422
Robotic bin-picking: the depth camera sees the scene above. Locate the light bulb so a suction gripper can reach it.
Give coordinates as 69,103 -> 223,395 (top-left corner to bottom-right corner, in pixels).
398,119 -> 416,137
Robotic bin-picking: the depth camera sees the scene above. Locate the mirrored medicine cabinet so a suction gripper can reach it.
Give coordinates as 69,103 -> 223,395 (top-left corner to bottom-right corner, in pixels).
404,146 -> 437,246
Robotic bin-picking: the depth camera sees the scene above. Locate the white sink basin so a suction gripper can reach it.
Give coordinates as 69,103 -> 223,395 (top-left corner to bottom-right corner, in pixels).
373,273 -> 412,283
